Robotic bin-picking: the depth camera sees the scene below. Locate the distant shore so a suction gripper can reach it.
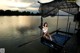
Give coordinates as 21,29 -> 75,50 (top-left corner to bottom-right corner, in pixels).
0,10 -> 40,16
0,14 -> 72,16
0,10 -> 72,16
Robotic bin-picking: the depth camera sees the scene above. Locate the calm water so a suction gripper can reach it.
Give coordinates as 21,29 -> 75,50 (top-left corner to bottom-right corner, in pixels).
0,16 -> 76,53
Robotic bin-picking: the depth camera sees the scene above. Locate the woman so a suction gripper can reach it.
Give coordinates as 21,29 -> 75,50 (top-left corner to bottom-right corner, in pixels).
42,22 -> 52,41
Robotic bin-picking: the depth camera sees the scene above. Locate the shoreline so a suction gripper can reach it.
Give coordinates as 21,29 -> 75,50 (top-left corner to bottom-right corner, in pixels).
0,15 -> 72,16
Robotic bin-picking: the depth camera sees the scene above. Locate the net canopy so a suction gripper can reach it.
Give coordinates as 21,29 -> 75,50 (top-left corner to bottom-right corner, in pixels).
39,0 -> 79,17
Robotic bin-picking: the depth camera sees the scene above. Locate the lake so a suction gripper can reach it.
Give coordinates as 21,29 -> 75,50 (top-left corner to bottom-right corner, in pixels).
0,16 -> 77,53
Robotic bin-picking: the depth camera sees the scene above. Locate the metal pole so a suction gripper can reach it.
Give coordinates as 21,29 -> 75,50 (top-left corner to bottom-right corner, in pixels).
41,16 -> 43,28
68,22 -> 71,33
40,4 -> 43,36
56,10 -> 59,33
74,22 -> 77,34
66,7 -> 70,32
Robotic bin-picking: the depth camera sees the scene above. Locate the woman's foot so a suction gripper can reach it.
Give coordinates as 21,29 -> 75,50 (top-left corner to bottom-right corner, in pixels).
51,44 -> 54,47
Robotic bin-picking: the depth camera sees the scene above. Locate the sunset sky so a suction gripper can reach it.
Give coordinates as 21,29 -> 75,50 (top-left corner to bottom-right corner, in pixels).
0,0 -> 80,13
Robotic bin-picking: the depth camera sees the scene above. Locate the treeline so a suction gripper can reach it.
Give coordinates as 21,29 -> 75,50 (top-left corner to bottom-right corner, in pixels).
0,10 -> 40,16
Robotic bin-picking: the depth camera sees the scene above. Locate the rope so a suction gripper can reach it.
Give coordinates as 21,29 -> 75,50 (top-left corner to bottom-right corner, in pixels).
18,35 -> 42,47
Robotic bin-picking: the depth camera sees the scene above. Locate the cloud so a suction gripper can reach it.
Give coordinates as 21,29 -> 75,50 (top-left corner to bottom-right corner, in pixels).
9,2 -> 31,8
21,0 -> 37,3
0,0 -> 32,10
0,0 -> 79,13
39,0 -> 53,3
30,3 -> 40,8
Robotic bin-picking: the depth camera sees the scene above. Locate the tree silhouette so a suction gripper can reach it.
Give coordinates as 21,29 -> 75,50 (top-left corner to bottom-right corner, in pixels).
0,10 -> 4,15
0,9 -> 41,16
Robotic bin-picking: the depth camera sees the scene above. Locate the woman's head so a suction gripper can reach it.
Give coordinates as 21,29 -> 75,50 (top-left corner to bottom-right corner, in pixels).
44,22 -> 48,27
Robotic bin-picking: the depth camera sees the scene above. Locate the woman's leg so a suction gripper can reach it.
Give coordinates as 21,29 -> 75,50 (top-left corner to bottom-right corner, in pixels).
43,33 -> 48,39
47,33 -> 53,41
43,33 -> 50,40
49,35 -> 52,41
43,32 -> 52,41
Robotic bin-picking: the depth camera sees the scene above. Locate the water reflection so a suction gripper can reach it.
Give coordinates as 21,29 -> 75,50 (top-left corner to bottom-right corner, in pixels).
0,16 -> 76,53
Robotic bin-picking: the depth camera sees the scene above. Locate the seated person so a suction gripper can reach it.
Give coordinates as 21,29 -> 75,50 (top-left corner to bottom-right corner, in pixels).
42,22 -> 52,41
